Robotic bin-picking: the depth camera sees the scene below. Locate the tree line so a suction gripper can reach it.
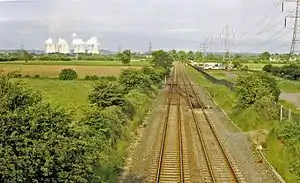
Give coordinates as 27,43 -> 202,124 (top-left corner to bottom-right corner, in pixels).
0,50 -> 173,182
263,63 -> 300,80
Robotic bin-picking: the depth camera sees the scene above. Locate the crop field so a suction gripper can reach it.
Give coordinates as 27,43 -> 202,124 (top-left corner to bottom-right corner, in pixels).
0,60 -> 149,66
17,78 -> 93,115
0,64 -> 140,78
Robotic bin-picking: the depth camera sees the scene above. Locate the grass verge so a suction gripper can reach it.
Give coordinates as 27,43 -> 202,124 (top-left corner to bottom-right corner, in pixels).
187,66 -> 299,182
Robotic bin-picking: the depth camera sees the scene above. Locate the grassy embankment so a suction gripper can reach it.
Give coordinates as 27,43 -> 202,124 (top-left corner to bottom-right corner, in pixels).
187,66 -> 298,183
207,69 -> 300,112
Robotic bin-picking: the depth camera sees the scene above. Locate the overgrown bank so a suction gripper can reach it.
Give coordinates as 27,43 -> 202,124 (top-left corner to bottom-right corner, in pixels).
0,50 -> 173,182
187,66 -> 300,183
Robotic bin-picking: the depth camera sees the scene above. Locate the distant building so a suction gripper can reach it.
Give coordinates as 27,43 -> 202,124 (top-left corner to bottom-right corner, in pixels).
45,38 -> 56,53
57,38 -> 70,54
72,38 -> 86,54
87,37 -> 100,54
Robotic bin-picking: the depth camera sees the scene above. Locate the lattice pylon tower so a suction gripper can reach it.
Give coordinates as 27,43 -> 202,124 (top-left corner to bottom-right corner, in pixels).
283,0 -> 300,60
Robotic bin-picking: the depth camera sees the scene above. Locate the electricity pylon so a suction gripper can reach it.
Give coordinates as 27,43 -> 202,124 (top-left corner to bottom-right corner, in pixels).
220,25 -> 235,63
283,0 -> 300,60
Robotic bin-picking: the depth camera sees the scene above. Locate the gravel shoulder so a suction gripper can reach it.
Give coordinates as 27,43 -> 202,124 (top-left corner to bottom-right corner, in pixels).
185,66 -> 282,183
118,87 -> 168,183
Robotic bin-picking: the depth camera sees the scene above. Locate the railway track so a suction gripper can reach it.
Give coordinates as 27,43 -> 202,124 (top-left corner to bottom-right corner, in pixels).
179,64 -> 246,183
149,66 -> 190,183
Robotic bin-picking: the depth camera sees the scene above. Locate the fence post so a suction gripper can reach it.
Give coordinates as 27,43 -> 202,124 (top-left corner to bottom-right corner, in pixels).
280,105 -> 283,121
288,109 -> 292,122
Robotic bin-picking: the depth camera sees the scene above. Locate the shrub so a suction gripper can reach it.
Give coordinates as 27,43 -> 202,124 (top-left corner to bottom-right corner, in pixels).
118,69 -> 154,96
235,72 -> 280,109
58,68 -> 78,80
89,80 -> 126,109
34,74 -> 40,78
85,75 -> 99,80
24,74 -> 31,78
0,76 -> 96,182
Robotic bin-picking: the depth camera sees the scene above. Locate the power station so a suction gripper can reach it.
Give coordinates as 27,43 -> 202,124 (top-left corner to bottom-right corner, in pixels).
44,34 -> 100,55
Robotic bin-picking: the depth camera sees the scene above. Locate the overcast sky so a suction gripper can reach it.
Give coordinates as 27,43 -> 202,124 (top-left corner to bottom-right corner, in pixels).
0,0 -> 297,53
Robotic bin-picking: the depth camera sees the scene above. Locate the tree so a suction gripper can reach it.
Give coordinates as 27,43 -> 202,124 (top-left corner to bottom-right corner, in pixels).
232,60 -> 242,69
0,76 -> 96,182
262,64 -> 273,73
141,66 -> 165,85
58,68 -> 78,80
178,50 -> 188,62
118,69 -> 154,96
235,72 -> 280,109
194,51 -> 203,62
89,80 -> 126,109
187,51 -> 194,60
169,49 -> 178,61
233,54 -> 242,60
259,52 -> 271,61
151,50 -> 173,75
120,49 -> 132,65
23,51 -> 33,63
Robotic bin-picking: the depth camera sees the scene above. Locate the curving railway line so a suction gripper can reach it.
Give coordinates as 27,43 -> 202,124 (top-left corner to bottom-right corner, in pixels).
148,63 -> 245,183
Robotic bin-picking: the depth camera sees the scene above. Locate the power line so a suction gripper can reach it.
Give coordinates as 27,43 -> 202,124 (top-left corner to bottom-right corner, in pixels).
237,0 -> 282,37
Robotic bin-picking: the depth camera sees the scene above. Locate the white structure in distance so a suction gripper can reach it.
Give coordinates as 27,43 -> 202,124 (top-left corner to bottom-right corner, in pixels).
44,38 -> 56,53
72,38 -> 86,54
57,38 -> 70,54
44,36 -> 100,55
87,37 -> 100,55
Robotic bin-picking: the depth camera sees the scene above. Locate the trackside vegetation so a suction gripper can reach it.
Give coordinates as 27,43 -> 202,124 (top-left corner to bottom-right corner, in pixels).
0,50 -> 173,182
188,66 -> 300,182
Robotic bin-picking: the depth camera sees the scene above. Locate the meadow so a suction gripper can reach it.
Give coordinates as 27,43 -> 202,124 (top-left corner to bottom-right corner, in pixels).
0,64 -> 141,78
0,60 -> 149,66
244,63 -> 286,70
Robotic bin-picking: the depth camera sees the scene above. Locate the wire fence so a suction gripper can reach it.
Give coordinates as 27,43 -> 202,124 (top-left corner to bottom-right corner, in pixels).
191,64 -> 300,125
191,65 -> 236,91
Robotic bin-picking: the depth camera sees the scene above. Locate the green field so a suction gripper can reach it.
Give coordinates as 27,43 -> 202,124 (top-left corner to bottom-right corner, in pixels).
0,60 -> 149,66
18,78 -> 93,116
244,63 -> 286,70
0,64 -> 140,78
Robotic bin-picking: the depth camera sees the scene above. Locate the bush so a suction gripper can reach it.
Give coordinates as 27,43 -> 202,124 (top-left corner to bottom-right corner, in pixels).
34,74 -> 40,78
0,76 -> 96,182
89,80 -> 126,109
118,69 -> 155,96
85,75 -> 99,80
58,68 -> 78,80
24,74 -> 31,78
263,64 -> 272,72
235,72 -> 280,109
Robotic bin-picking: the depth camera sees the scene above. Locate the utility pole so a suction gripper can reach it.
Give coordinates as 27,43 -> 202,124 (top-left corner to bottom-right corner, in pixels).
221,25 -> 235,63
283,0 -> 300,60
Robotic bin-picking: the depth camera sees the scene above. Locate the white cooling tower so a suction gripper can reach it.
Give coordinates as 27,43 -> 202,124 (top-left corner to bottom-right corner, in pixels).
72,38 -> 86,53
87,37 -> 100,54
45,38 -> 56,53
57,38 -> 70,54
